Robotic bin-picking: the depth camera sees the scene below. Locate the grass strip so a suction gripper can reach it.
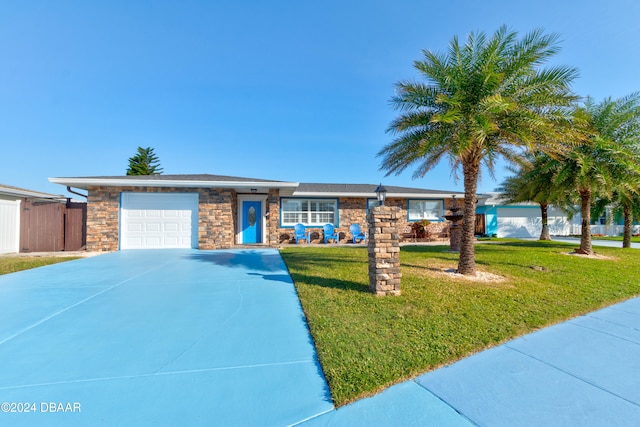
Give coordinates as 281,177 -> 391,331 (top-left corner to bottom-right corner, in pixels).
0,256 -> 81,275
590,235 -> 640,243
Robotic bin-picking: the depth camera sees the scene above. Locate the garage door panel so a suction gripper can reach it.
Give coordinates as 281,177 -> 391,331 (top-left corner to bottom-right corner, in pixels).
145,223 -> 162,232
127,237 -> 143,247
145,237 -> 162,247
164,223 -> 179,232
164,237 -> 179,246
120,193 -> 198,250
127,223 -> 143,232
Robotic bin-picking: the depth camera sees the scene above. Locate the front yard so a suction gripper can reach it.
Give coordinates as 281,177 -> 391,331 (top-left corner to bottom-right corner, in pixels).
280,241 -> 640,406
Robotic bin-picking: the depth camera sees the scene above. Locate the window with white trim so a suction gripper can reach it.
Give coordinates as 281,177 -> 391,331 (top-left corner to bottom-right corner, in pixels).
281,198 -> 338,226
408,200 -> 443,221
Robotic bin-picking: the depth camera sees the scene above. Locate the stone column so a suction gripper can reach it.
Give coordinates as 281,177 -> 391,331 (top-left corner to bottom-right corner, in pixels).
449,221 -> 462,252
367,206 -> 401,296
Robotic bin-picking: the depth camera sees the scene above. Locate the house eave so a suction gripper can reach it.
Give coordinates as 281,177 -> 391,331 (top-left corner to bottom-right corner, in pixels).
49,177 -> 300,191
0,185 -> 66,201
291,191 -> 466,199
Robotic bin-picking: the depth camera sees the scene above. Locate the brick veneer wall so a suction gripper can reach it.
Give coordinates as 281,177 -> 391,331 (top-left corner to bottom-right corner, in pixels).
86,186 -> 237,251
273,197 -> 433,243
275,197 -> 374,244
87,187 -> 120,251
267,189 -> 280,247
367,206 -> 401,295
197,188 -> 237,250
274,197 -> 458,244
86,187 -> 458,250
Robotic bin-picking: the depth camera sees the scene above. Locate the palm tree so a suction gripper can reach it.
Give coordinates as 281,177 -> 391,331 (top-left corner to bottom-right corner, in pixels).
127,146 -> 164,176
620,194 -> 640,248
378,26 -> 578,274
593,191 -> 640,248
497,154 -> 575,241
544,94 -> 640,254
587,93 -> 640,248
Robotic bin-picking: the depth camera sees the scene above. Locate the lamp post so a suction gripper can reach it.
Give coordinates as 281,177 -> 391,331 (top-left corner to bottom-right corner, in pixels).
375,183 -> 387,206
368,183 -> 401,296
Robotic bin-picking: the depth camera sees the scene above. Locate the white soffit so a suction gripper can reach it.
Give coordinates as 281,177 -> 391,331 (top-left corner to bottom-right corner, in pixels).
49,177 -> 299,190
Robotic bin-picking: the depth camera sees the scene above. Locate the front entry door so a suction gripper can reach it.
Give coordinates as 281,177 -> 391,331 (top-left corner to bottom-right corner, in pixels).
242,201 -> 262,244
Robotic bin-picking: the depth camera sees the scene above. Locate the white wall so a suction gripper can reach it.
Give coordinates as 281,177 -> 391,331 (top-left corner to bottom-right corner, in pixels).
575,224 -> 640,236
0,199 -> 20,253
496,206 -> 572,238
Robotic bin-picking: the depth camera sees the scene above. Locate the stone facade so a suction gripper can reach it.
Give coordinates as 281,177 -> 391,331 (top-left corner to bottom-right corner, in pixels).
87,187 -> 120,252
367,206 -> 401,296
86,186 -> 238,251
86,185 -> 459,251
275,197 -> 457,244
197,188 -> 237,250
266,189 -> 281,247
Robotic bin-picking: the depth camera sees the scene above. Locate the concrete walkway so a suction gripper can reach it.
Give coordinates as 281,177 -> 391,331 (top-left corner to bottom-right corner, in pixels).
300,297 -> 640,426
0,250 -> 333,426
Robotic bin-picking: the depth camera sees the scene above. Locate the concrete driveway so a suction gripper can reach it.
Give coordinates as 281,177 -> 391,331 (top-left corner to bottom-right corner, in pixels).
0,249 -> 333,426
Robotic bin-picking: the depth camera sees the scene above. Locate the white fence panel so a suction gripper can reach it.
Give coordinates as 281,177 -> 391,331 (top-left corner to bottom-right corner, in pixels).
569,224 -> 640,236
0,199 -> 20,253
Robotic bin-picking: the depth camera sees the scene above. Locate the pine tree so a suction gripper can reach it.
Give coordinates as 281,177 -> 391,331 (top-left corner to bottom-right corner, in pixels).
126,147 -> 163,175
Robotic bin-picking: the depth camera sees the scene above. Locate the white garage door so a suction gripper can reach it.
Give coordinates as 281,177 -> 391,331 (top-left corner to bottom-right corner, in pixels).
496,207 -> 539,238
120,193 -> 198,249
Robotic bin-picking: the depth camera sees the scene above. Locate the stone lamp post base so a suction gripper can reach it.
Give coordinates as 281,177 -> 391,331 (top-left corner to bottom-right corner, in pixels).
367,206 -> 401,296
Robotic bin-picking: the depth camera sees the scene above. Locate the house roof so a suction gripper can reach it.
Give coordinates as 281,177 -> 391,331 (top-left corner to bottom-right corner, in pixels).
49,174 -> 474,198
476,192 -> 536,207
0,183 -> 66,201
292,183 -> 465,198
49,174 -> 300,191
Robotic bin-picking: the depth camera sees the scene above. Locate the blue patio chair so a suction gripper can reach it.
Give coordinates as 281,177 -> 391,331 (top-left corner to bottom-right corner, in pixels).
323,223 -> 339,244
294,223 -> 310,244
350,223 -> 367,244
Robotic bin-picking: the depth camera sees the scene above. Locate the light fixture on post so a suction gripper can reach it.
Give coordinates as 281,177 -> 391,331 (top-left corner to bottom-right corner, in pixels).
375,183 -> 387,206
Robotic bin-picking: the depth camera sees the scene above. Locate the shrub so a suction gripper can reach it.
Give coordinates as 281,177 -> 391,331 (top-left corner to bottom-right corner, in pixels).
411,220 -> 431,238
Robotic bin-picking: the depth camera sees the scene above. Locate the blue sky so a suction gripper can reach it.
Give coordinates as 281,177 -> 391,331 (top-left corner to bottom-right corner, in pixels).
2,0 -> 639,197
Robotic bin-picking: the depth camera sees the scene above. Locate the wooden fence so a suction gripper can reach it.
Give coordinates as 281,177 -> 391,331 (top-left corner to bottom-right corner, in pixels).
19,199 -> 86,252
475,213 -> 486,235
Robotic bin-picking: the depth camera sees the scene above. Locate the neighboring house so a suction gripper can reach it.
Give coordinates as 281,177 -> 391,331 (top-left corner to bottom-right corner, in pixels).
587,209 -> 640,236
0,184 -> 87,253
475,193 -> 640,238
49,174 -> 466,251
475,193 -> 576,238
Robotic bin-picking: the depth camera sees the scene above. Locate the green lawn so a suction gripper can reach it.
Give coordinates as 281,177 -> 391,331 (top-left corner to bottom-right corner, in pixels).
591,235 -> 640,243
0,256 -> 81,275
280,241 -> 640,406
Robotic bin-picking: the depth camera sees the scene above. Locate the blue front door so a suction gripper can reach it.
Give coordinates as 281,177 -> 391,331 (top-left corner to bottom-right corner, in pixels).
242,201 -> 262,244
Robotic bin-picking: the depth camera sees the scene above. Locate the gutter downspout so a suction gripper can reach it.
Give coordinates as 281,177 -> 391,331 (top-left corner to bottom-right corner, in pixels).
66,186 -> 88,199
